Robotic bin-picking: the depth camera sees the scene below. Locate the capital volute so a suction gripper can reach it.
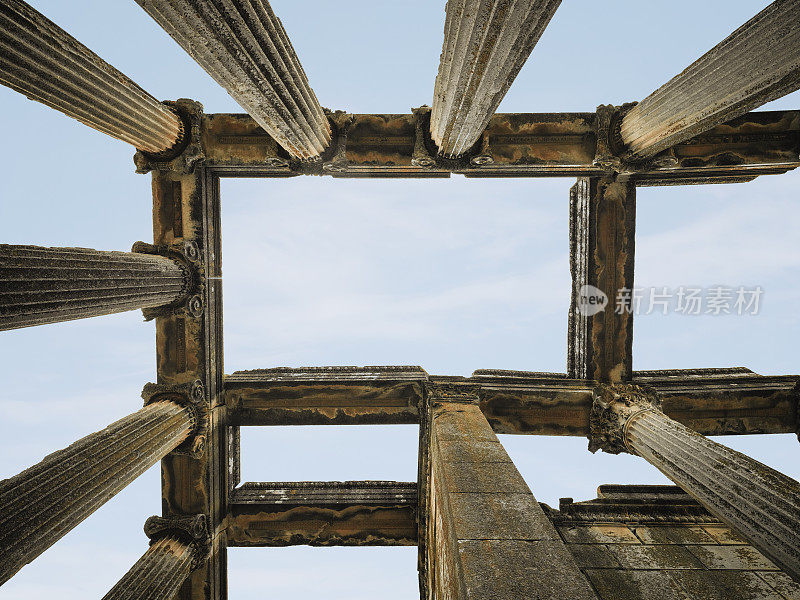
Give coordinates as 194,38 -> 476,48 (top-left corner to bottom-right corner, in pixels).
133,98 -> 206,175
141,380 -> 209,457
131,240 -> 204,320
588,383 -> 661,455
143,514 -> 211,571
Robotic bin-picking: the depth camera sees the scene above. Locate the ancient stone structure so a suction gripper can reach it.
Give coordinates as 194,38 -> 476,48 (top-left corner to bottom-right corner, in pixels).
0,0 -> 799,598
0,0 -> 184,153
0,244 -> 195,330
430,0 -> 561,159
133,0 -> 331,161
548,485 -> 800,599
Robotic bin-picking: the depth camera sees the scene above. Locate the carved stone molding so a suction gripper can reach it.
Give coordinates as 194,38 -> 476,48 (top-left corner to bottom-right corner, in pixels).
588,383 -> 661,454
132,240 -> 203,320
143,514 -> 211,571
322,110 -> 356,173
426,382 -> 480,405
134,99 -> 206,174
141,380 -> 209,457
411,106 -> 437,168
593,103 -> 636,172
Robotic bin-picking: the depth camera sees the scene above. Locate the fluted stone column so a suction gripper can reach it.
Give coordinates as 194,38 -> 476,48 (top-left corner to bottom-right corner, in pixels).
430,0 -> 561,158
0,244 -> 192,331
0,0 -> 184,153
135,0 -> 330,161
102,515 -> 209,600
0,384 -> 204,584
620,0 -> 800,159
589,383 -> 800,581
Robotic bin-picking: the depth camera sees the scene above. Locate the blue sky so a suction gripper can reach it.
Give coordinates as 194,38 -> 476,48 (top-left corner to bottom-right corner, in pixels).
1,1 -> 799,598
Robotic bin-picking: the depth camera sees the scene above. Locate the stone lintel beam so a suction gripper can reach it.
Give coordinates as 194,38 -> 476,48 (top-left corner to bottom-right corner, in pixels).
0,382 -> 206,584
225,366 -> 428,425
202,110 -> 800,179
0,243 -> 197,331
588,382 -> 800,581
420,384 -> 598,599
620,0 -> 800,159
101,515 -> 210,600
475,368 -> 799,436
227,481 -> 417,546
225,366 -> 798,436
568,177 -> 636,382
135,0 -> 330,161
0,0 -> 183,153
430,0 -> 562,159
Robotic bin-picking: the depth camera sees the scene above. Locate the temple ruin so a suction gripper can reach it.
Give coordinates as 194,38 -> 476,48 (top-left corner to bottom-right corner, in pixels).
1,0 -> 799,598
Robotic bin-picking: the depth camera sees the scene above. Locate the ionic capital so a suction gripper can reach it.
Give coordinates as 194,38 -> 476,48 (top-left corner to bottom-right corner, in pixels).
143,514 -> 211,571
588,383 -> 661,455
133,98 -> 205,175
132,240 -> 204,319
141,380 -> 208,456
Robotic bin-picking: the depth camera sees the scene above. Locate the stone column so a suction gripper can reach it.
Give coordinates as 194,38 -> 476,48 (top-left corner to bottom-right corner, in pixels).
0,0 -> 184,153
430,0 -> 561,159
134,0 -> 330,161
420,384 -> 598,599
568,177 -> 636,382
102,515 -> 210,600
0,382 -> 205,584
620,0 -> 800,159
0,243 -> 193,331
589,383 -> 800,581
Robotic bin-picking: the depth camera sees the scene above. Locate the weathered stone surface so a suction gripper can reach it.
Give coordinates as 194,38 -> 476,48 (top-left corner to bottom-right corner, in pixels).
0,398 -> 195,584
553,486 -> 800,597
201,109 -> 800,179
588,383 -> 661,454
687,545 -> 779,571
701,524 -> 750,545
589,386 -> 800,581
421,393 -> 597,599
624,408 -> 800,581
457,539 -> 595,599
134,0 -> 330,161
567,544 -> 622,569
607,543 -> 705,570
430,0 -> 561,159
557,525 -> 642,545
585,568 -> 688,600
756,571 -> 800,599
102,536 -> 195,600
670,570 -> 783,600
226,366 -> 426,425
568,177 -> 636,382
150,166 -> 228,600
227,481 -> 417,547
630,525 -> 717,545
0,0 -> 183,153
620,0 -> 800,159
0,244 -> 192,330
103,515 -> 210,600
224,366 -> 799,436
